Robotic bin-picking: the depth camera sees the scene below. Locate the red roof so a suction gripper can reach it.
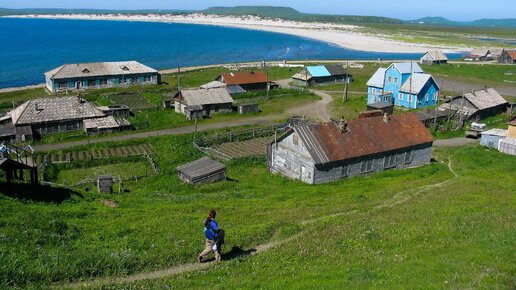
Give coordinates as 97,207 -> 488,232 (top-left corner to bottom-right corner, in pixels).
293,113 -> 433,165
506,50 -> 516,60
220,71 -> 267,85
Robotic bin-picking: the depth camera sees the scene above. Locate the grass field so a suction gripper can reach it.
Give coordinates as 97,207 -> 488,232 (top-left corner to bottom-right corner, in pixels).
57,162 -> 151,185
0,131 -> 514,289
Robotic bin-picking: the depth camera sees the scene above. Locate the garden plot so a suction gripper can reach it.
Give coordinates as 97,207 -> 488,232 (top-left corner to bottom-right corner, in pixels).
107,93 -> 158,110
56,162 -> 151,186
211,137 -> 273,159
36,143 -> 155,164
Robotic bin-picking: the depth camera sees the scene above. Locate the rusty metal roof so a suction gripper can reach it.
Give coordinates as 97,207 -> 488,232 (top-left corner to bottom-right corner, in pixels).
294,113 -> 433,165
219,71 -> 267,85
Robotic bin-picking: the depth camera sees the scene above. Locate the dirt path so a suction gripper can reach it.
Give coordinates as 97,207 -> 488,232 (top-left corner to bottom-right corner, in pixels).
58,156 -> 459,289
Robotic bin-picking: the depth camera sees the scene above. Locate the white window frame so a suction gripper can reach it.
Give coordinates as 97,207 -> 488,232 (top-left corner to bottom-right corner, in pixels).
341,165 -> 349,177
372,88 -> 376,94
425,94 -> 429,102
398,93 -> 403,101
394,77 -> 398,84
408,94 -> 412,103
384,154 -> 397,169
388,77 -> 392,83
360,160 -> 374,173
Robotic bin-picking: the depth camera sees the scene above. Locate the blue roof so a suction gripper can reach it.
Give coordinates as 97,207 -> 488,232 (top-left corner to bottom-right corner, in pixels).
307,66 -> 331,77
391,62 -> 424,74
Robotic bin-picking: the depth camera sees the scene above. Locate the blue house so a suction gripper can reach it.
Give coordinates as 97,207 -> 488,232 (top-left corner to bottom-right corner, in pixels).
367,63 -> 440,109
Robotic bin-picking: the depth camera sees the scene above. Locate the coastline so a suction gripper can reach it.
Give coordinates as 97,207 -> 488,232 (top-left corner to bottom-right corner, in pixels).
2,13 -> 467,54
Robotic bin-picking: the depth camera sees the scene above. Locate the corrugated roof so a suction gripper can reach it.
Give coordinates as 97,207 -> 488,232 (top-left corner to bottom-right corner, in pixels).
176,88 -> 233,107
8,96 -> 105,125
176,157 -> 226,179
291,113 -> 433,165
45,61 -> 157,80
226,85 -> 246,95
391,62 -> 424,74
506,50 -> 516,60
470,49 -> 489,57
464,88 -> 507,110
399,73 -> 438,94
367,68 -> 387,88
481,129 -> 507,137
200,81 -> 227,89
83,116 -> 126,129
423,50 -> 448,61
220,71 -> 267,85
306,66 -> 331,77
325,64 -> 348,76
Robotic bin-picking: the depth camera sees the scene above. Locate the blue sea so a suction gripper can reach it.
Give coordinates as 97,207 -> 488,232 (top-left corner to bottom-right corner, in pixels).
0,18 -> 462,89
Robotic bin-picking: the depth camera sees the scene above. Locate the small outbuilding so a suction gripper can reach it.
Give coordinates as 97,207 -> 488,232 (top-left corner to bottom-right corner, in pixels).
292,64 -> 351,87
237,103 -> 259,114
508,116 -> 516,138
480,129 -> 508,149
97,175 -> 114,194
413,109 -> 450,128
420,50 -> 448,65
97,105 -> 133,118
176,157 -> 227,185
498,137 -> 516,156
367,101 -> 394,115
83,116 -> 131,135
465,49 -> 490,61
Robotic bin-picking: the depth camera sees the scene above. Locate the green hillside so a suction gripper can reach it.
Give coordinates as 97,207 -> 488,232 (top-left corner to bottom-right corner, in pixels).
407,16 -> 516,28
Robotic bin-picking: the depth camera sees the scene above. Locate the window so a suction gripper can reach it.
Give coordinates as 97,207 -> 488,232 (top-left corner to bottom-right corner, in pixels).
58,82 -> 67,88
432,92 -> 436,101
398,93 -> 403,101
372,88 -> 376,94
100,79 -> 108,85
404,150 -> 414,164
87,80 -> 96,87
46,124 -> 59,134
144,76 -> 151,82
360,160 -> 374,173
394,77 -> 398,84
425,94 -> 429,102
341,165 -> 349,177
418,96 -> 422,105
408,95 -> 412,103
65,123 -> 79,132
384,155 -> 397,169
388,77 -> 392,83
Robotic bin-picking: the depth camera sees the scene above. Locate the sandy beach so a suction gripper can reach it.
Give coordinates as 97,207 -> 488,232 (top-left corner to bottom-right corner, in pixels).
3,13 -> 466,53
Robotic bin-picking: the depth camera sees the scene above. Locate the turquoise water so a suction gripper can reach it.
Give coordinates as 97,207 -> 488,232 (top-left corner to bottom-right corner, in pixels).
0,18 -> 460,89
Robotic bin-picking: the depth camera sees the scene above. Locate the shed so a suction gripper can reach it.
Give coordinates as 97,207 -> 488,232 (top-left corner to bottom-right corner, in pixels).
216,71 -> 268,91
174,88 -> 234,119
292,64 -> 351,87
176,157 -> 227,185
97,175 -> 114,194
97,104 -> 132,118
420,50 -> 448,65
83,116 -> 131,135
367,101 -> 394,115
480,129 -> 508,149
413,110 -> 450,128
185,105 -> 204,121
498,138 -> 516,156
237,103 -> 259,114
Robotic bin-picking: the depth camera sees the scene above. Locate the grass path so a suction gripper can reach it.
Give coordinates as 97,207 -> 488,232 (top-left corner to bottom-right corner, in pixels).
58,155 -> 459,289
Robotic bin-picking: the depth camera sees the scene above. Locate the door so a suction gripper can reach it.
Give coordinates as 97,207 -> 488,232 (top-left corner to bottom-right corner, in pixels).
75,81 -> 81,89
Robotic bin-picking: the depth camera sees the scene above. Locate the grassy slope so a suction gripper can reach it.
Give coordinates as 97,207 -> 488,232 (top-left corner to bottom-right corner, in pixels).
0,133 -> 514,288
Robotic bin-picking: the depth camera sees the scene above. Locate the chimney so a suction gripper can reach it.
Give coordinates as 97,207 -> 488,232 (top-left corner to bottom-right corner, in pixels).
383,113 -> 390,123
337,117 -> 349,133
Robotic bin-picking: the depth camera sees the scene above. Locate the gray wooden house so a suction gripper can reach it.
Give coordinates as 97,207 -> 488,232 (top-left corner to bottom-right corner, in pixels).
499,50 -> 516,64
174,88 -> 234,120
1,96 -> 130,141
176,157 -> 227,185
45,61 -> 160,93
216,71 -> 268,91
267,113 -> 433,184
440,88 -> 508,120
420,50 -> 448,65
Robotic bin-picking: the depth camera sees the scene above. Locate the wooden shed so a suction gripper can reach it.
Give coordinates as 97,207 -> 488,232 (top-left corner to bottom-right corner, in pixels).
237,103 -> 259,114
176,157 -> 227,185
97,175 -> 114,193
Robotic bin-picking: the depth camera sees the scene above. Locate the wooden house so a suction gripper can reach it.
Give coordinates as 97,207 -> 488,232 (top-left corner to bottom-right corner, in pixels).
367,62 -> 440,109
216,71 -> 268,91
174,88 -> 234,120
465,49 -> 490,61
267,113 -> 433,184
176,157 -> 227,185
0,96 -> 130,141
441,88 -> 508,120
420,50 -> 448,65
292,64 -> 351,87
201,81 -> 246,95
45,61 -> 160,93
499,50 -> 516,64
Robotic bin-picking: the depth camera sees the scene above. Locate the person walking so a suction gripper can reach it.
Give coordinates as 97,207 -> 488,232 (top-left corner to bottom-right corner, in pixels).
198,210 -> 223,262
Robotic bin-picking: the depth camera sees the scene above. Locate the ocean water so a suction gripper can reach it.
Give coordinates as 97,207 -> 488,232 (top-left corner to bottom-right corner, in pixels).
0,18 -> 460,89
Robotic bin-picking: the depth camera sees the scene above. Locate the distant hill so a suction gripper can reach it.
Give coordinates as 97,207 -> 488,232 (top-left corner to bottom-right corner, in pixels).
406,16 -> 516,28
202,6 -> 402,24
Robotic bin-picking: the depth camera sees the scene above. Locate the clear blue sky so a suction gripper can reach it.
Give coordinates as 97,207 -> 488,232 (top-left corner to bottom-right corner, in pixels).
0,0 -> 512,21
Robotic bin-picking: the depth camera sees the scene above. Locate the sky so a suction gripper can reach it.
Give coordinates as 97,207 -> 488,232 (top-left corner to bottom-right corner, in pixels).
0,0 -> 512,21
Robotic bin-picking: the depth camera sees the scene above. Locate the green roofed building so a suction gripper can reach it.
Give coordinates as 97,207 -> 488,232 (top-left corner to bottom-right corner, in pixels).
292,64 -> 351,87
